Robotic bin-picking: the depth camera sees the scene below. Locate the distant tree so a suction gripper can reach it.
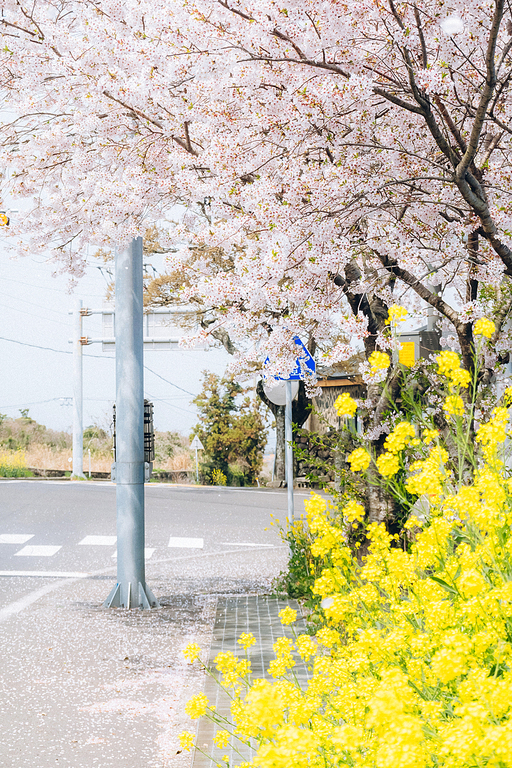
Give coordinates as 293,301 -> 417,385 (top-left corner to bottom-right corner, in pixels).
191,372 -> 268,486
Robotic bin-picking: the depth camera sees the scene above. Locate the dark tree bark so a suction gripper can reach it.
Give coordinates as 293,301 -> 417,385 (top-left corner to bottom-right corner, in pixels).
256,380 -> 311,482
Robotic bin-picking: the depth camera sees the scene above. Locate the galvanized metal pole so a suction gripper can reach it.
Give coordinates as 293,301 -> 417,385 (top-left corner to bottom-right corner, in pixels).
285,379 -> 295,525
104,237 -> 159,610
195,447 -> 199,484
72,298 -> 85,479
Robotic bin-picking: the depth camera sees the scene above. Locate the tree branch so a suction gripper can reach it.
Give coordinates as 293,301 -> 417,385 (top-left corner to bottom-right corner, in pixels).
374,251 -> 460,327
455,0 -> 504,183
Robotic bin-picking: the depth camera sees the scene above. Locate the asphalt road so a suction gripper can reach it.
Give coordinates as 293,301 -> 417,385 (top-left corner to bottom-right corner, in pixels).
0,480 -> 309,768
0,480 -> 306,609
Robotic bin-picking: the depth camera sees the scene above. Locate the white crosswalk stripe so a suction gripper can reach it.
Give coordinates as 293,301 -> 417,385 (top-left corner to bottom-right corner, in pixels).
78,535 -> 117,546
0,534 -> 34,544
15,545 -> 62,557
168,536 -> 203,549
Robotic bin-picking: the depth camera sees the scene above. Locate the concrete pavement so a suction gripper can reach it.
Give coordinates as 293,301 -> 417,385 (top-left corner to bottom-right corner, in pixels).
0,482 -> 308,767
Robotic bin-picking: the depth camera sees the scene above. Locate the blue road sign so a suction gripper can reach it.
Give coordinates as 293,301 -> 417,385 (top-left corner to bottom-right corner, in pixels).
264,336 -> 316,381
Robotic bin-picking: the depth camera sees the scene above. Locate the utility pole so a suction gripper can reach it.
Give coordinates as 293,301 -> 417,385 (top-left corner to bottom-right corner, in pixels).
104,237 -> 159,610
72,298 -> 85,479
285,380 -> 295,525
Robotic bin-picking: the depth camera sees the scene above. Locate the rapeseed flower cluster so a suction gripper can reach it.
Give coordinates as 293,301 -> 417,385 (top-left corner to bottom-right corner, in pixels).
181,377 -> 512,768
436,350 -> 471,389
376,450 -> 400,478
373,421 -> 417,478
476,406 -> 509,462
346,446 -> 371,472
368,350 -> 390,376
405,445 -> 449,499
386,303 -> 408,328
383,421 -> 416,453
333,392 -> 357,418
474,316 -> 495,338
443,394 -> 464,416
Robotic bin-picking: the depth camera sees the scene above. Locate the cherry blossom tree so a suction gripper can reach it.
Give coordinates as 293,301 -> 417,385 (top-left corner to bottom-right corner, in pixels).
2,0 -> 512,519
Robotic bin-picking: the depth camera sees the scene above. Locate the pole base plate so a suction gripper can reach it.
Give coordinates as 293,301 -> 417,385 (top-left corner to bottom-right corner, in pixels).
103,581 -> 160,609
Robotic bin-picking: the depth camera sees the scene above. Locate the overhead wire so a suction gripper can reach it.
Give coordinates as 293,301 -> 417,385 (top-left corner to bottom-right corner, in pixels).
0,288 -> 68,317
0,302 -> 69,326
0,335 -> 197,398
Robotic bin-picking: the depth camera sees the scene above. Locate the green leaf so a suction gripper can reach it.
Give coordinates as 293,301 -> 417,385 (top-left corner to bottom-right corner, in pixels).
429,575 -> 458,595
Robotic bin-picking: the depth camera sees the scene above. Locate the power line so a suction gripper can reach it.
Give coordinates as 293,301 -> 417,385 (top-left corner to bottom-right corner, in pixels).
0,302 -> 69,326
0,274 -> 108,298
0,335 -> 72,354
0,276 -> 69,293
0,397 -> 63,409
143,365 -> 196,396
0,335 -> 197,396
0,289 -> 68,317
145,391 -> 197,415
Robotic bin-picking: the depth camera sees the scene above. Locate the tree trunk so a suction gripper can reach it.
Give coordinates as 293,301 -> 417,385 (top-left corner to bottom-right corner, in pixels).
274,405 -> 286,482
366,476 -> 396,524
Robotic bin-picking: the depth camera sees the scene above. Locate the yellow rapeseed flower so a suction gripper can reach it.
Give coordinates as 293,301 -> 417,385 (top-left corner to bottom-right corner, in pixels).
476,406 -> 509,462
384,421 -> 415,454
347,447 -> 371,472
334,392 -> 357,418
179,731 -> 195,751
437,349 -> 461,376
183,642 -> 201,662
474,317 -> 495,338
437,350 -> 471,390
304,492 -> 327,517
386,304 -> 408,326
449,367 -> 471,388
213,730 -> 230,749
503,386 -> 512,407
423,428 -> 439,445
278,606 -> 297,625
376,451 -> 400,478
185,693 -> 209,720
368,350 -> 390,375
237,632 -> 256,649
343,499 -> 365,523
443,394 -> 464,416
184,408 -> 512,768
295,634 -> 316,660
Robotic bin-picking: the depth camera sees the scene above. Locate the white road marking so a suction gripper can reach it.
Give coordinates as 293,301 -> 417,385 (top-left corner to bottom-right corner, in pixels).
79,535 -> 117,546
0,573 -> 89,623
0,570 -> 89,578
111,548 -> 155,560
15,545 -> 62,557
168,536 -> 204,549
220,542 -> 275,547
0,544 -> 289,622
0,534 -> 34,544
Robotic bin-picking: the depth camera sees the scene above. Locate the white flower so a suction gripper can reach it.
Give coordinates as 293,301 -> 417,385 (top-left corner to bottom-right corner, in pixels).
440,15 -> 464,35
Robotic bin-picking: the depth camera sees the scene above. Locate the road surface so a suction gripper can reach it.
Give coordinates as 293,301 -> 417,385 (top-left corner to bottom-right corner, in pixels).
0,480 -> 310,768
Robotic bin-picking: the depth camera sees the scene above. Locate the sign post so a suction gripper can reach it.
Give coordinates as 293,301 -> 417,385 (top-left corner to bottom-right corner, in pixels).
263,338 -> 316,526
190,435 -> 204,483
285,380 -> 294,523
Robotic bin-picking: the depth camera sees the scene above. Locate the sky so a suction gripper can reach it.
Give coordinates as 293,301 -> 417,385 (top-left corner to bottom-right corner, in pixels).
0,243 -> 231,436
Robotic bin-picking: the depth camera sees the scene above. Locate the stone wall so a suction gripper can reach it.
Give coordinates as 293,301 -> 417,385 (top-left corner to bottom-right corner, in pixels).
294,430 -> 339,488
306,379 -> 365,434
